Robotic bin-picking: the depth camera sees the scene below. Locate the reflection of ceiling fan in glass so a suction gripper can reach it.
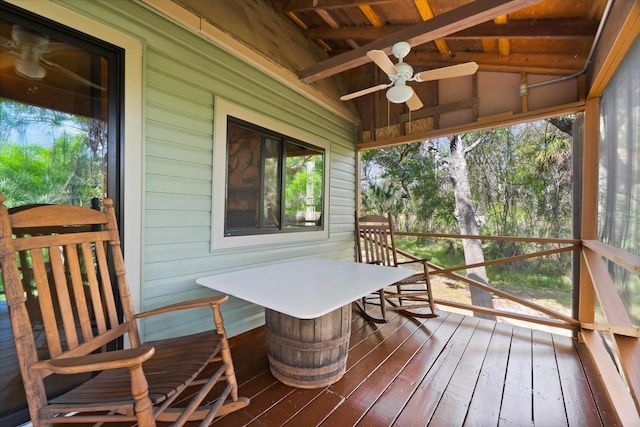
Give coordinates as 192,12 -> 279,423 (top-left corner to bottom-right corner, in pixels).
0,25 -> 103,89
340,41 -> 478,111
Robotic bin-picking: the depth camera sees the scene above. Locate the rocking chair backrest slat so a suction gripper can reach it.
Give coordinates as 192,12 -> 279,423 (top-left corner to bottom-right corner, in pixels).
50,244 -> 80,351
66,242 -> 94,341
355,214 -> 398,268
85,241 -> 108,334
2,198 -> 140,364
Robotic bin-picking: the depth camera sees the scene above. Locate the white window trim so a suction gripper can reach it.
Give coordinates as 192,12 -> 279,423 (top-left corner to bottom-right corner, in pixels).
212,98 -> 330,250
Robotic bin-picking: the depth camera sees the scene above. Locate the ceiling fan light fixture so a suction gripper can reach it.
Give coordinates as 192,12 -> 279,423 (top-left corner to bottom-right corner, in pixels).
386,84 -> 413,104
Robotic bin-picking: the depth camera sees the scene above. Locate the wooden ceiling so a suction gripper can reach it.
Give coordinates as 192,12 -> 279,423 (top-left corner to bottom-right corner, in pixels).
266,0 -> 608,145
274,0 -> 606,81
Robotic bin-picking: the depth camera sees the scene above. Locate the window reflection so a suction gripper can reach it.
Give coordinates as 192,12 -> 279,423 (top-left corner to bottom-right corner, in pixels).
225,118 -> 324,235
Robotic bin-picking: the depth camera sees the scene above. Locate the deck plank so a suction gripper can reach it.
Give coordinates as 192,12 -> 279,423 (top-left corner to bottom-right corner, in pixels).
430,317 -> 496,426
499,326 -> 533,426
574,341 -> 620,426
553,334 -> 602,427
463,321 -> 513,426
394,314 -> 479,426
320,314 -> 440,425
532,329 -> 568,426
355,312 -> 451,426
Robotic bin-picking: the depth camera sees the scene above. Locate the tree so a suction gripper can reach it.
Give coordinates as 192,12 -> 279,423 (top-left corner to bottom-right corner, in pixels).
360,143 -> 454,232
428,135 -> 495,318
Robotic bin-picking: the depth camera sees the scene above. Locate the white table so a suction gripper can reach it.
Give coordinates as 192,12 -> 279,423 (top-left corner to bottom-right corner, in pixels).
196,258 -> 413,388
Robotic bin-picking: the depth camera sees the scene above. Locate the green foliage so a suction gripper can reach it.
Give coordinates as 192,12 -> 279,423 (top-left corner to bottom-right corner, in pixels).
360,142 -> 456,232
0,100 -> 105,207
284,153 -> 324,215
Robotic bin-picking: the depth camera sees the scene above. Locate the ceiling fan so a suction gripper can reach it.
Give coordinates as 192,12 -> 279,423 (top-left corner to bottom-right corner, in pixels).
340,41 -> 478,111
0,25 -> 103,89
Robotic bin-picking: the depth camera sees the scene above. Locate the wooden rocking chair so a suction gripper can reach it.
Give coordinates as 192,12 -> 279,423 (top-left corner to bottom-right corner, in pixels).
355,213 -> 437,322
0,194 -> 249,426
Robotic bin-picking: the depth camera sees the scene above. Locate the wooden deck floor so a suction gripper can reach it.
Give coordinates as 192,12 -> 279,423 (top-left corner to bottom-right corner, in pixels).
1,305 -> 618,426
213,306 -> 617,427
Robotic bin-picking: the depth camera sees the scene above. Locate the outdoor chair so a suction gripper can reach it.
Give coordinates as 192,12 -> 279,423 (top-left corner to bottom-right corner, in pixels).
355,213 -> 436,322
0,194 -> 249,426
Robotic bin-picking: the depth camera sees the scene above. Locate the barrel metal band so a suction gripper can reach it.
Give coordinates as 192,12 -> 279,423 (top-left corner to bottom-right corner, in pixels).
267,355 -> 346,377
265,329 -> 349,351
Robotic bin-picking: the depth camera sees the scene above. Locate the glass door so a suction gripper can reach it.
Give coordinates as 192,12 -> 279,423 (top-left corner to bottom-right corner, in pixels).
0,3 -> 123,424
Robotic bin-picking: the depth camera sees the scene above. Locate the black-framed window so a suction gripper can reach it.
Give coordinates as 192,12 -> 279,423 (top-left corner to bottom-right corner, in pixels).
225,117 -> 324,236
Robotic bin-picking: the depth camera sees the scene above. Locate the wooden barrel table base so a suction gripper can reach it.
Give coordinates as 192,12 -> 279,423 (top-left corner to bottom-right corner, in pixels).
265,305 -> 351,388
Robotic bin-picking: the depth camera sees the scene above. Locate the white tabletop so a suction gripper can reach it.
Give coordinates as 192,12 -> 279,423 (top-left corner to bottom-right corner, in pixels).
196,258 -> 414,319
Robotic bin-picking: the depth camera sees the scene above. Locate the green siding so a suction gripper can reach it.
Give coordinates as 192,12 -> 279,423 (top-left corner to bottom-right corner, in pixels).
56,0 -> 357,339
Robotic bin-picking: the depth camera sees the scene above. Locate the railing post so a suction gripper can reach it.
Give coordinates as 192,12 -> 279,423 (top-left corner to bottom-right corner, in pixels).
578,97 -> 599,332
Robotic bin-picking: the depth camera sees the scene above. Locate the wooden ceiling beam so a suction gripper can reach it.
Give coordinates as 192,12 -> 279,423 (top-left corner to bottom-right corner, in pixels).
316,9 -> 359,49
305,19 -> 598,40
274,0 -> 396,13
414,0 -> 451,56
494,15 -> 510,57
409,51 -> 584,75
359,5 -> 384,28
298,0 -> 546,83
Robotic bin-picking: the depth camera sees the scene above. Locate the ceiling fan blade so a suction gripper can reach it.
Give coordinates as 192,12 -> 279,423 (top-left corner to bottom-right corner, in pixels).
406,92 -> 423,111
413,62 -> 478,83
340,83 -> 389,101
40,57 -> 105,90
367,50 -> 398,75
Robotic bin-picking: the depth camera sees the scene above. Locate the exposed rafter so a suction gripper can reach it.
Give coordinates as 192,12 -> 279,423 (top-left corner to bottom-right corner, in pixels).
273,0 -> 396,13
409,51 -> 584,75
304,19 -> 599,40
413,0 -> 451,56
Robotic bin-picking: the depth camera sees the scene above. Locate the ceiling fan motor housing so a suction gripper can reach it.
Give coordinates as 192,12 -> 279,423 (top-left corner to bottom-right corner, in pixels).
391,41 -> 411,60
392,62 -> 413,82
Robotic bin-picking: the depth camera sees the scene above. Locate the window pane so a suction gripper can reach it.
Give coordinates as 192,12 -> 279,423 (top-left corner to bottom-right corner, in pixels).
284,141 -> 323,228
226,123 -> 261,230
225,118 -> 324,236
262,137 -> 281,228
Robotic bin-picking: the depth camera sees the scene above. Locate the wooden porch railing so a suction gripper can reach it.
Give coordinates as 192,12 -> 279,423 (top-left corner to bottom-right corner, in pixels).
579,239 -> 640,426
394,232 -> 640,424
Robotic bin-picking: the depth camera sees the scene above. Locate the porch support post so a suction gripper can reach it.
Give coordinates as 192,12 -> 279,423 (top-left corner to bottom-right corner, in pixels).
578,97 -> 599,327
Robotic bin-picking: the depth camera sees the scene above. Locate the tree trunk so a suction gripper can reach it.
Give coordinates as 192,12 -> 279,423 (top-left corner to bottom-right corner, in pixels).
447,135 -> 495,319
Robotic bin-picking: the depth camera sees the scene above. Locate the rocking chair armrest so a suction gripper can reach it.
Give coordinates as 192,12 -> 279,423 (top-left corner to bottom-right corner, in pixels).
32,345 -> 155,375
134,295 -> 229,319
